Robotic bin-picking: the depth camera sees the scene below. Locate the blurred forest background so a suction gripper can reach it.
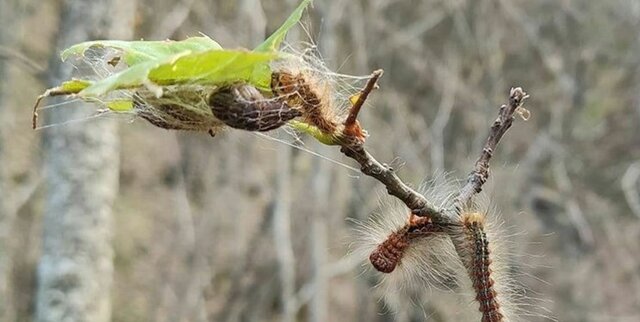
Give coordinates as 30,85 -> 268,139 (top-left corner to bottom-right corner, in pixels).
1,0 -> 640,321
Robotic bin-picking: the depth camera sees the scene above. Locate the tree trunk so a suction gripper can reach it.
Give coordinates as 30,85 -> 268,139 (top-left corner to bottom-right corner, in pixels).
0,0 -> 23,319
35,0 -> 134,321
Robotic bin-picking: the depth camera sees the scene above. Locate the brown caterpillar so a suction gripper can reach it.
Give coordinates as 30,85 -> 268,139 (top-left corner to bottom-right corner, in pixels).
133,83 -> 301,134
458,212 -> 504,322
271,71 -> 339,134
369,216 -> 445,273
209,84 -> 302,132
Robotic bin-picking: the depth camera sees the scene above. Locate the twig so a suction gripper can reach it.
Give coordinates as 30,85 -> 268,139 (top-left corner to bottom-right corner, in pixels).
338,70 -> 446,222
345,69 -> 383,126
454,87 -> 529,212
32,87 -> 79,129
0,45 -> 44,73
338,78 -> 528,224
340,144 -> 446,221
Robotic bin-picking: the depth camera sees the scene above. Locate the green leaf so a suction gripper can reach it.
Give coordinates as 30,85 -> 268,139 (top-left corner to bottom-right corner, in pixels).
106,100 -> 134,112
61,36 -> 222,65
39,79 -> 93,97
78,50 -> 277,97
288,120 -> 340,145
149,50 -> 277,90
60,79 -> 92,93
254,0 -> 312,52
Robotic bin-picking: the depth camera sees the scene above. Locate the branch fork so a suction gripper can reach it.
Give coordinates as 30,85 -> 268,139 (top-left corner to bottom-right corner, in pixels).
337,72 -> 529,226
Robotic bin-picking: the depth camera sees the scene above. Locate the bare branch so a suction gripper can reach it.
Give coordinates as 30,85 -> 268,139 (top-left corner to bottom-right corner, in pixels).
454,87 -> 529,212
0,45 -> 44,73
339,144 -> 446,221
338,70 -> 445,221
345,69 -> 383,126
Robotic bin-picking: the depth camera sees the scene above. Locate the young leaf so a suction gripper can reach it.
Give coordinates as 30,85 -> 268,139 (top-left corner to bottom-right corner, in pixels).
254,0 -> 312,52
106,100 -> 134,112
59,79 -> 93,94
61,36 -> 222,65
78,50 -> 277,98
288,120 -> 340,145
148,50 -> 276,90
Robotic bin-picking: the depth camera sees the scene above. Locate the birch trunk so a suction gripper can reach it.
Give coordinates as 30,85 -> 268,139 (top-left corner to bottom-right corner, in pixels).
35,0 -> 134,321
0,0 -> 23,319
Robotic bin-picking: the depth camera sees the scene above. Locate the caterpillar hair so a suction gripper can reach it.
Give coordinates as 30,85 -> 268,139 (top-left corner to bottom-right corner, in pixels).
271,71 -> 337,133
453,211 -> 505,322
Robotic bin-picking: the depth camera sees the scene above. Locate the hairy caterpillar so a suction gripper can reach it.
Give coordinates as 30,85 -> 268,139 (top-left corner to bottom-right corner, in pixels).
352,177 -> 544,321
453,212 -> 505,322
210,83 -> 302,132
131,81 -> 303,136
368,215 -> 446,273
271,71 -> 338,134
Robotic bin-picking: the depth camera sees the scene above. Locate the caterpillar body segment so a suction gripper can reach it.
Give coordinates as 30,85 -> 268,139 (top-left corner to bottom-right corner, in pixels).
210,84 -> 302,132
452,212 -> 504,322
369,216 -> 447,273
132,82 -> 303,134
447,208 -> 539,322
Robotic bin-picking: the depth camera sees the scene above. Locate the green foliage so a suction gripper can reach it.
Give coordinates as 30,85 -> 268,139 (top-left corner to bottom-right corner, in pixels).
60,36 -> 222,65
59,79 -> 92,93
78,50 -> 276,98
34,0 -> 337,144
41,0 -> 312,100
288,121 -> 340,145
